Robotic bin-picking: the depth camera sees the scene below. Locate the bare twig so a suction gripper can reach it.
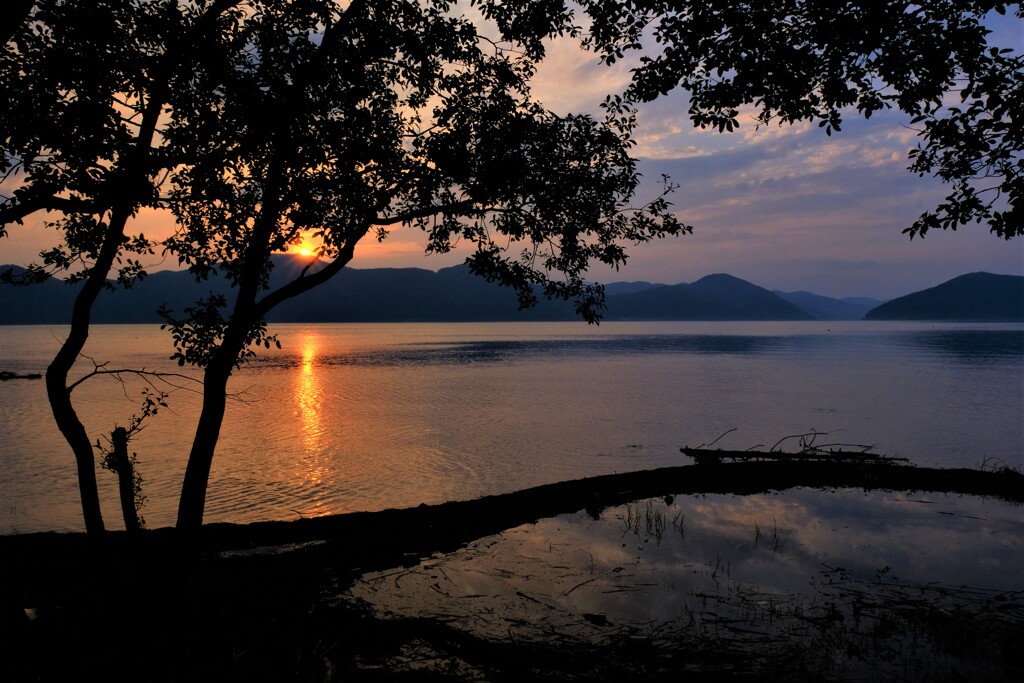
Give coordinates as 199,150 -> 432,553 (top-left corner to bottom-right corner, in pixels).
68,356 -> 202,394
696,427 -> 737,449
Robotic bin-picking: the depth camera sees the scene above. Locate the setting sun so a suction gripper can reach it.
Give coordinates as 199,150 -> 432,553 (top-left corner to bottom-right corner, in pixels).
299,247 -> 313,256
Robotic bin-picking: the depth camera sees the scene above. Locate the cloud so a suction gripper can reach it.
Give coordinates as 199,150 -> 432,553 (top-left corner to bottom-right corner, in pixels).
531,36 -> 635,115
599,98 -> 1024,300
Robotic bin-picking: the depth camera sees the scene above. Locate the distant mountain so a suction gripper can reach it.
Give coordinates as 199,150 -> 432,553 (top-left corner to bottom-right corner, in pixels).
0,266 -> 76,323
602,281 -> 662,297
263,264 -> 573,323
0,259 -> 570,325
865,272 -> 1024,322
604,274 -> 812,321
774,290 -> 883,320
842,296 -> 884,307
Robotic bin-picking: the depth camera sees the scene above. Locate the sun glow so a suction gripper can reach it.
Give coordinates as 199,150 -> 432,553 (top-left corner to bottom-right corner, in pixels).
284,230 -> 322,258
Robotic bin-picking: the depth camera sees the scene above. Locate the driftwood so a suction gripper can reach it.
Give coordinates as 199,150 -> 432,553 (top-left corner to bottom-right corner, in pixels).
0,370 -> 42,381
680,446 -> 909,466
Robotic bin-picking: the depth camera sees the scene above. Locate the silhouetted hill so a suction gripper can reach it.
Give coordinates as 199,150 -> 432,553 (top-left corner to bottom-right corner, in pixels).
0,266 -> 76,323
11,261 -> 1013,324
0,259 -> 572,325
264,264 -> 574,322
865,272 -> 1024,322
774,290 -> 882,320
690,274 -> 814,320
604,274 -> 812,321
603,281 -> 661,297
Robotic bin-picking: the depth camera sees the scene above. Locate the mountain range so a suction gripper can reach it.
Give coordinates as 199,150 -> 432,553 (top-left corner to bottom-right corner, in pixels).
1,259 -> 1021,324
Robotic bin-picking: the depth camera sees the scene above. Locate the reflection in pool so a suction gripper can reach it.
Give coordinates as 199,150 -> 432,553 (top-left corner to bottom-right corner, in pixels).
345,489 -> 1024,681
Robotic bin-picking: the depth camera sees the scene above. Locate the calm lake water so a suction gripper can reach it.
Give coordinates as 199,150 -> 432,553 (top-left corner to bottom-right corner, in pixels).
1,321 -> 1022,534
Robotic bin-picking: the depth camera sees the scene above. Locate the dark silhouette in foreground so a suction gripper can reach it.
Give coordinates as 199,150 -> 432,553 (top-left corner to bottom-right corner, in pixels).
1,459 -> 1021,681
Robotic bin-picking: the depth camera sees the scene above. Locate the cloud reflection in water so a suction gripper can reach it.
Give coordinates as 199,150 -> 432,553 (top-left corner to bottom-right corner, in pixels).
347,489 -> 1023,680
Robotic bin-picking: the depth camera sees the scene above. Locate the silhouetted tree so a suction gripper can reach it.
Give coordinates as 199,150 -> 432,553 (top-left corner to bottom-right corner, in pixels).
561,0 -> 1022,236
2,1 -> 246,533
157,1 -> 688,528
2,1 -> 683,532
2,1 -> 1019,533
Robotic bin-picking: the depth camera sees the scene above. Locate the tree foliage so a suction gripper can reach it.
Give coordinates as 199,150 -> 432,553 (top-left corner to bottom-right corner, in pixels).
485,0 -> 1023,237
157,1 -> 683,328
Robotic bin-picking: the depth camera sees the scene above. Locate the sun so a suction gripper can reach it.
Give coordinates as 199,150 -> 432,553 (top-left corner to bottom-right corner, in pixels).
287,234 -> 320,258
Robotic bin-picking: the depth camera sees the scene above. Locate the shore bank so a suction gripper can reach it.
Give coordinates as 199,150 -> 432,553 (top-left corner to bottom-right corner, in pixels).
2,461 -> 1022,681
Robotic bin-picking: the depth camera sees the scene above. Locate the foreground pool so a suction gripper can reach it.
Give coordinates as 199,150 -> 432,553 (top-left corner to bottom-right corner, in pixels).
344,488 -> 1024,681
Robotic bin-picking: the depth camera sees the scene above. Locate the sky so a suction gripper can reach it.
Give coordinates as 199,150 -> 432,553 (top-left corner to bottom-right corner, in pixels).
2,8 -> 1022,301
348,10 -> 1023,301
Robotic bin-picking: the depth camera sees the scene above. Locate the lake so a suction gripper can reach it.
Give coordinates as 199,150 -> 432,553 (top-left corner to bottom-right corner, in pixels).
1,321 -> 1022,534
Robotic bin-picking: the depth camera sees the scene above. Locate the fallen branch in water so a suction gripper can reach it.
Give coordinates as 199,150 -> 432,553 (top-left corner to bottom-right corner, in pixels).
679,447 -> 908,466
0,370 -> 42,380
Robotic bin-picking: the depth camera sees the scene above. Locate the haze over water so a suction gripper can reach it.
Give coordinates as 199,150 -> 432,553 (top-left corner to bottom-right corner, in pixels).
1,321 -> 1021,534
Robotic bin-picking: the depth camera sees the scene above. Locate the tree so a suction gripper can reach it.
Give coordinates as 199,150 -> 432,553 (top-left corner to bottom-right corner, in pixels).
1,1 -> 243,533
2,1 -> 1019,533
560,0 -> 1022,236
157,0 -> 689,529
2,1 -> 683,532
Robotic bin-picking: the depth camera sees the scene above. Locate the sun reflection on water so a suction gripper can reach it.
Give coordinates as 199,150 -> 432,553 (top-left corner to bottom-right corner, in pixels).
294,332 -> 331,512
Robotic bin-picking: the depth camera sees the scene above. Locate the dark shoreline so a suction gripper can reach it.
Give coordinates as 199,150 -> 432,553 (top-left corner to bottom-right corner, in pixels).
10,459 -> 1017,558
2,461 -> 1022,681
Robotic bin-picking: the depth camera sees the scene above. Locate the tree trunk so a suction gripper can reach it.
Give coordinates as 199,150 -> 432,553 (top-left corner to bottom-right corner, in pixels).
45,366 -> 105,534
43,228 -> 130,534
111,427 -> 141,533
175,357 -> 232,531
172,210 -> 363,530
45,204 -> 141,534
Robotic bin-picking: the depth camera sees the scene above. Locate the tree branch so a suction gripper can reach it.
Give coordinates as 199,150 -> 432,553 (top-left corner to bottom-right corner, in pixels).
0,193 -> 103,227
67,357 -> 202,395
372,199 -> 480,226
254,228 -> 369,317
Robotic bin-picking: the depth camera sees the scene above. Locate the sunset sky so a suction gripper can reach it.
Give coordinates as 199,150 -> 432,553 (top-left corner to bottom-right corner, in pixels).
355,11 -> 1023,301
2,9 -> 1021,302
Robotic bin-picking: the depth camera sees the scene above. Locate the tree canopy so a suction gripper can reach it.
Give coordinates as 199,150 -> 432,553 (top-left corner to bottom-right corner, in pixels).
489,0 -> 1023,237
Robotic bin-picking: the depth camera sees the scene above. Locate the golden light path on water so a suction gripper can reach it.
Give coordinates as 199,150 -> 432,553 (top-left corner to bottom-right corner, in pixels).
295,331 -> 330,516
